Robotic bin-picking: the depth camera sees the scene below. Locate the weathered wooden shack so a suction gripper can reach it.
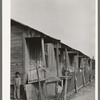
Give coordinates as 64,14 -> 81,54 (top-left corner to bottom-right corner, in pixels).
11,19 -> 95,100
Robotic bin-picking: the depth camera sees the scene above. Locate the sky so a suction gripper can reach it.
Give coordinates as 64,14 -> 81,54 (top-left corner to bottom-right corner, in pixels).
11,0 -> 95,58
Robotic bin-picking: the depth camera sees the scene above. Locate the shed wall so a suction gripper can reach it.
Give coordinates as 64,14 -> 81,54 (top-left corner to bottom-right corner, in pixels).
11,25 -> 24,84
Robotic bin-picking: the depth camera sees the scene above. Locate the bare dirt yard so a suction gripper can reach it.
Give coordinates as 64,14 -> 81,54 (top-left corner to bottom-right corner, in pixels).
67,80 -> 95,100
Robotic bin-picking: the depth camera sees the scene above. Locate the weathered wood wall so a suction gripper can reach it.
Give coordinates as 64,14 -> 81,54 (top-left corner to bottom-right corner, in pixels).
67,72 -> 75,92
46,43 -> 57,77
83,58 -> 90,84
67,55 -> 78,93
46,43 -> 57,96
25,38 -> 44,83
11,24 -> 24,84
11,22 -> 25,99
77,58 -> 84,88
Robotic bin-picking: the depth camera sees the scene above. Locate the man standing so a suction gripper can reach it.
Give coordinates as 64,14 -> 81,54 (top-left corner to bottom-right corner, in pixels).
14,72 -> 21,100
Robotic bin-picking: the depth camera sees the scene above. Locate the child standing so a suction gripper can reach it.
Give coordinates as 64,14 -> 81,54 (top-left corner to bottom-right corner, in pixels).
14,72 -> 21,100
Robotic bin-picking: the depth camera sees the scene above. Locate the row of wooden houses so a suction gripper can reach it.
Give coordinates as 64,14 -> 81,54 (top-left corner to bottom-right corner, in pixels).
11,19 -> 95,100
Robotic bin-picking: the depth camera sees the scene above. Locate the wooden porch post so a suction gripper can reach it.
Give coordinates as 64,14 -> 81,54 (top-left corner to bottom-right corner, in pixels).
56,43 -> 59,77
74,54 -> 78,93
89,60 -> 92,82
41,37 -> 47,100
36,62 -> 43,100
82,58 -> 86,86
23,32 -> 29,85
55,43 -> 59,95
22,32 -> 29,100
64,48 -> 68,100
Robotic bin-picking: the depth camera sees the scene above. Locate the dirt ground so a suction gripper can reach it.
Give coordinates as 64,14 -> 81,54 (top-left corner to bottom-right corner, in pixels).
67,80 -> 95,100
11,81 -> 95,100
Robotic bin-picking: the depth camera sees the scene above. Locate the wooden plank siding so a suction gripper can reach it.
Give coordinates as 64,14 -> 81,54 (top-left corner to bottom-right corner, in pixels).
11,25 -> 24,84
67,72 -> 75,92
